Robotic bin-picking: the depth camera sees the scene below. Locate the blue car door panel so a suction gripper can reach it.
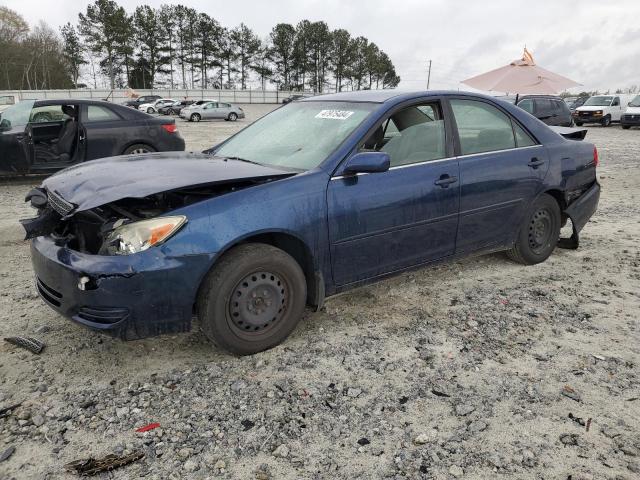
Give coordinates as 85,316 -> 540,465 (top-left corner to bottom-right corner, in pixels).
327,101 -> 460,287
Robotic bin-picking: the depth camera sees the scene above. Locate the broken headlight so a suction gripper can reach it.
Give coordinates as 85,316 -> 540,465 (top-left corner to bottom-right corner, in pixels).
103,216 -> 187,255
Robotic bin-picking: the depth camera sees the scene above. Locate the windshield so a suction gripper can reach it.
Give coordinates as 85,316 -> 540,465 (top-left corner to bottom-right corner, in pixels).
214,101 -> 376,170
584,96 -> 613,106
629,95 -> 640,107
0,100 -> 35,129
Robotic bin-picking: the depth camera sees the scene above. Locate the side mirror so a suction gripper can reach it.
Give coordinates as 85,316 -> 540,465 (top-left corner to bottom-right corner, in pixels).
629,102 -> 633,107
343,151 -> 390,175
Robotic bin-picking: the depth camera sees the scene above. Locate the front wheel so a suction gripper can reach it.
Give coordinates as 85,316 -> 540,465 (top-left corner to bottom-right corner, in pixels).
228,112 -> 238,122
622,125 -> 631,130
507,194 -> 561,265
197,243 -> 307,355
575,121 -> 583,126
601,115 -> 611,127
167,108 -> 176,115
147,107 -> 154,114
190,113 -> 201,122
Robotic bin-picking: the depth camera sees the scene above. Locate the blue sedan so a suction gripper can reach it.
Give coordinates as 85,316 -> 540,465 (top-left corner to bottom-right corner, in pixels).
22,90 -> 600,355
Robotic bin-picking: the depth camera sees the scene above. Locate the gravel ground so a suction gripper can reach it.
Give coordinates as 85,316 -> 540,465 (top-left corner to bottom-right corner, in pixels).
0,107 -> 639,479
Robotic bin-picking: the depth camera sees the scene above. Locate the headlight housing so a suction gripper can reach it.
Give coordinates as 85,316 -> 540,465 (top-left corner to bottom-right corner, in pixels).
103,216 -> 187,255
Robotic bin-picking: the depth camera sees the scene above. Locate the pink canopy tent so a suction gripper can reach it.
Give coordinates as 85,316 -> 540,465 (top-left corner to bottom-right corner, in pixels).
461,48 -> 581,95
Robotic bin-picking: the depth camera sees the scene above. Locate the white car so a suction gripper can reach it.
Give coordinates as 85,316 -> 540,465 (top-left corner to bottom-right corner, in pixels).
573,94 -> 635,127
138,98 -> 177,114
0,95 -> 17,115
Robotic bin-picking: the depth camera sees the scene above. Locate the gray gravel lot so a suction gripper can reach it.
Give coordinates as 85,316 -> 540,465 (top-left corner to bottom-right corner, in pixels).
0,106 -> 639,479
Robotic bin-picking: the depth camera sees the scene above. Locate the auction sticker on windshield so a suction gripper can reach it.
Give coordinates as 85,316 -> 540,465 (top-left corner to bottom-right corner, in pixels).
315,110 -> 355,120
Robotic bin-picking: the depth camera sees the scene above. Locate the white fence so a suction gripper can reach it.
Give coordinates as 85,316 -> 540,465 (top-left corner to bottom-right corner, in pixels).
0,89 -> 308,104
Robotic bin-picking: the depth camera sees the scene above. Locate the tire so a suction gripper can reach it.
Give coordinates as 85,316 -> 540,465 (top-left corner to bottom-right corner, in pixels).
601,115 -> 611,127
622,125 -> 631,130
228,112 -> 238,122
146,107 -> 154,114
197,243 -> 307,355
506,194 -> 561,265
168,108 -> 176,115
122,143 -> 156,155
575,121 -> 583,126
190,113 -> 201,122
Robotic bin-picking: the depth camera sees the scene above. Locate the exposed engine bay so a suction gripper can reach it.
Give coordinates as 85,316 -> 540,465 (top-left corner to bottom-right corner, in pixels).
21,176 -> 288,255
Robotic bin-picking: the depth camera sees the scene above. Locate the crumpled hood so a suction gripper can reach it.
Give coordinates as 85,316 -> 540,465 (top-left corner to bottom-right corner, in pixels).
43,151 -> 295,214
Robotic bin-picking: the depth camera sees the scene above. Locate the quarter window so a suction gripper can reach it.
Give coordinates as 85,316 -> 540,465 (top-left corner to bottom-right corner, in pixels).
513,123 -> 536,147
360,102 -> 447,167
450,99 -> 516,155
86,105 -> 120,122
518,99 -> 534,114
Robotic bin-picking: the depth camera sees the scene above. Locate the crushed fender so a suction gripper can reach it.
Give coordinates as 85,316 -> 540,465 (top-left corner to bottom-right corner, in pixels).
65,450 -> 144,476
4,336 -> 45,354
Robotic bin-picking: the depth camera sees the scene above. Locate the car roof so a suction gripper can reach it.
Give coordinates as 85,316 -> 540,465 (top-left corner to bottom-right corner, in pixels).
301,89 -> 511,104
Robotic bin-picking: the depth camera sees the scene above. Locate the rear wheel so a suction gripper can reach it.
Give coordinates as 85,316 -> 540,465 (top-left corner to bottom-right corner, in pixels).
122,143 -> 156,155
190,113 -> 201,122
228,112 -> 238,122
146,107 -> 154,114
168,108 -> 176,115
622,125 -> 631,130
601,115 -> 611,127
575,121 -> 583,126
197,243 -> 307,355
507,194 -> 561,265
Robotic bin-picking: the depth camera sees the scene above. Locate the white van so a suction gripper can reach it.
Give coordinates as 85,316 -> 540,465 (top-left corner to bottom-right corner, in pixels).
573,94 -> 635,126
621,94 -> 640,129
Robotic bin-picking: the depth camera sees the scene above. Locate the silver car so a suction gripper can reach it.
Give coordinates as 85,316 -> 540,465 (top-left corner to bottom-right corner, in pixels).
180,101 -> 245,122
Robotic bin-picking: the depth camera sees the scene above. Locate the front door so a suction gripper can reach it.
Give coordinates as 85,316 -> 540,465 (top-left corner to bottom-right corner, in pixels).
327,100 -> 460,287
202,102 -> 218,119
28,103 -> 81,171
448,97 -> 549,253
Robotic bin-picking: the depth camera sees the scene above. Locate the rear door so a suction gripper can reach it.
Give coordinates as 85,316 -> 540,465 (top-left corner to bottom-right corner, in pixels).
80,104 -> 126,160
448,97 -> 549,253
327,99 -> 460,286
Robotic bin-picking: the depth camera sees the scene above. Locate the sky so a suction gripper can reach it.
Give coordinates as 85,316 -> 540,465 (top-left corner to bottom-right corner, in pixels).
4,0 -> 640,92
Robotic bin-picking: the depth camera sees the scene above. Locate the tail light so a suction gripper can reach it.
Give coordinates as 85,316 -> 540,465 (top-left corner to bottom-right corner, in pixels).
161,124 -> 177,134
593,146 -> 599,167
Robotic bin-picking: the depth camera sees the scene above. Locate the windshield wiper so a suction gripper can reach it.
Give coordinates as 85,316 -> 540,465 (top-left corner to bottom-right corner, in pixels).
225,156 -> 264,167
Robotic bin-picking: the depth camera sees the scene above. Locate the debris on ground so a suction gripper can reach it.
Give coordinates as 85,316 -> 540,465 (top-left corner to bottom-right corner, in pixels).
135,422 -> 160,433
64,451 -> 144,476
0,446 -> 15,463
4,336 -> 45,354
0,402 -> 22,419
561,385 -> 582,402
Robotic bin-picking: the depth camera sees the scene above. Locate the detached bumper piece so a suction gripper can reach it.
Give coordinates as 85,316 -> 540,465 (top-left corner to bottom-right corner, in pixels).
558,181 -> 600,249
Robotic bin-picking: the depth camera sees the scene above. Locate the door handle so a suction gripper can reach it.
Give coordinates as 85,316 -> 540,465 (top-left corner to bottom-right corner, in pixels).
528,157 -> 545,169
434,174 -> 458,188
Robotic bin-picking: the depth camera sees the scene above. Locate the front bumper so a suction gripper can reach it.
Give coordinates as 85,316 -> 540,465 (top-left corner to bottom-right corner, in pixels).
30,236 -> 213,340
621,114 -> 640,126
573,113 -> 604,123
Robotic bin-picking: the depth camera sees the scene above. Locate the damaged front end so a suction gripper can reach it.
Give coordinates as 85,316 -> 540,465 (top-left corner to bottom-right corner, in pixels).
21,156 -> 297,340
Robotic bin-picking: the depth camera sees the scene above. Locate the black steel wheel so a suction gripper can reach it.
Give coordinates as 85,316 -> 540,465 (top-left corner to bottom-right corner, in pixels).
507,194 -> 561,265
601,115 -> 611,127
197,243 -> 307,355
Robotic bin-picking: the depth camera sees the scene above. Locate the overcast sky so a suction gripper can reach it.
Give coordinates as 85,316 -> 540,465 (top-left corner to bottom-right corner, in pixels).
5,0 -> 640,92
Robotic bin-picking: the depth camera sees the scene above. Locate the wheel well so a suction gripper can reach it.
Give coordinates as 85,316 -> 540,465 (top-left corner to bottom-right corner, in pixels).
543,189 -> 567,224
233,233 -> 319,307
121,142 -> 154,155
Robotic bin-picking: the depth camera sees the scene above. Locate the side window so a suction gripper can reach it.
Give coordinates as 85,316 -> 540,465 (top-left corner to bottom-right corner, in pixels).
86,105 -> 120,122
537,99 -> 553,115
220,103 -> 231,108
612,97 -> 620,106
450,99 -> 516,155
360,102 -> 446,167
513,123 -> 536,147
29,105 -> 70,123
555,100 -> 569,114
519,99 -> 534,114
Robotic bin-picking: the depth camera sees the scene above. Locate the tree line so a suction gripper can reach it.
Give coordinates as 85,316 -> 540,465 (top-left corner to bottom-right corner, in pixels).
0,1 -> 400,93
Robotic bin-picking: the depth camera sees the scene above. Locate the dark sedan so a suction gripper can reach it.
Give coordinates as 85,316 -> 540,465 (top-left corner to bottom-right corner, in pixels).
22,90 -> 599,355
158,100 -> 194,115
0,99 -> 185,175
